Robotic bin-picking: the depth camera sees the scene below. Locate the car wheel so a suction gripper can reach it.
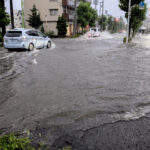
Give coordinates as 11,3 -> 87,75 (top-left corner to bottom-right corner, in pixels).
47,41 -> 51,48
28,43 -> 34,51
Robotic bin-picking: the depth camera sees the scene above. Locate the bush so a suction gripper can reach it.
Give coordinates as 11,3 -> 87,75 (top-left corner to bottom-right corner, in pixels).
71,33 -> 80,38
123,36 -> 132,43
46,30 -> 55,37
0,32 -> 3,42
40,26 -> 45,33
59,146 -> 72,150
123,36 -> 126,43
0,134 -> 35,150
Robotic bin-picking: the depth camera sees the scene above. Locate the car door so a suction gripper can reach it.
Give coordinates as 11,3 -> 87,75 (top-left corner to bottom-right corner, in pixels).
32,31 -> 43,48
26,30 -> 40,48
37,31 -> 45,48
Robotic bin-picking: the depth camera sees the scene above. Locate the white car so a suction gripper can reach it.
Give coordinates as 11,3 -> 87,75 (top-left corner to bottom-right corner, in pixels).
4,28 -> 52,51
88,27 -> 100,37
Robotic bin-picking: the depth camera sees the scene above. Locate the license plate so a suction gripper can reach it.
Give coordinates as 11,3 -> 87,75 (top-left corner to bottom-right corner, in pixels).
9,39 -> 18,43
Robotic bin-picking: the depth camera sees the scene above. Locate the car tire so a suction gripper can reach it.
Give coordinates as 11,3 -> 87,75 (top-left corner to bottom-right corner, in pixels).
47,41 -> 51,48
28,43 -> 34,51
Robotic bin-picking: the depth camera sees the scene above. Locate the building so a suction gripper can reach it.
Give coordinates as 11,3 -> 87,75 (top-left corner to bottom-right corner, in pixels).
14,10 -> 22,28
24,0 -> 75,36
7,10 -> 22,30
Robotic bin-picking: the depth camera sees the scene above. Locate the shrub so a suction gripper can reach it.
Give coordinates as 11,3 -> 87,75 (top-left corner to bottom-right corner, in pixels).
40,26 -> 45,33
123,37 -> 126,43
0,134 -> 35,150
123,36 -> 132,43
0,32 -> 3,43
71,33 -> 80,38
46,30 -> 55,37
59,146 -> 72,150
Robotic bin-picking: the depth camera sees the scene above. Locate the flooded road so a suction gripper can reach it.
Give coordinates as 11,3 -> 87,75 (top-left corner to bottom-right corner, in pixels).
1,33 -> 150,149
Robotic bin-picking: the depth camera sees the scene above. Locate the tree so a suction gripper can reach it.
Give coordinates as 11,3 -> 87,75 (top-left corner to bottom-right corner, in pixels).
27,4 -> 43,29
89,8 -> 98,27
107,15 -> 113,31
119,0 -> 147,37
119,16 -> 126,30
77,2 -> 92,30
0,0 -> 10,36
56,16 -> 68,37
98,15 -> 107,30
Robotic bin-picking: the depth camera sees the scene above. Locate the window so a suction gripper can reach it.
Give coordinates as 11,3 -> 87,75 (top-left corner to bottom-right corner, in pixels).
50,9 -> 58,16
6,31 -> 22,37
38,31 -> 46,37
26,31 -> 39,36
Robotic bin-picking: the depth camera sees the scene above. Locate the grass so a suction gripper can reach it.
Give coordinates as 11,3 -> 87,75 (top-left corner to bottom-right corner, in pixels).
0,134 -> 35,150
58,146 -> 72,150
0,133 -> 72,150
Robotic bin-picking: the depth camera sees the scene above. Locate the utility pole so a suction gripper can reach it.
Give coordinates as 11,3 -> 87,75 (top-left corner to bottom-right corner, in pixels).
10,0 -> 14,29
101,0 -> 104,31
73,0 -> 77,35
95,0 -> 97,10
126,0 -> 131,43
1,0 -> 6,36
21,0 -> 25,28
45,15 -> 48,32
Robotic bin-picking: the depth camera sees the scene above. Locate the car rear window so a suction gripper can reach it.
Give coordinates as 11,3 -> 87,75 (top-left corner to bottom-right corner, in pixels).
6,31 -> 22,37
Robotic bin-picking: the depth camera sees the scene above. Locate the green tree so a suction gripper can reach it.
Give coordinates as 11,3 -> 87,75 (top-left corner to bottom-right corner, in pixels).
119,0 -> 146,37
27,4 -> 43,29
89,8 -> 98,27
119,16 -> 126,30
98,15 -> 107,30
0,0 -> 10,36
56,16 -> 68,37
107,15 -> 113,31
77,2 -> 92,30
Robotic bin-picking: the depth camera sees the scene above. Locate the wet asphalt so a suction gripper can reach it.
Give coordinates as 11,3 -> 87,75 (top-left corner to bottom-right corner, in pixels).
1,33 -> 150,149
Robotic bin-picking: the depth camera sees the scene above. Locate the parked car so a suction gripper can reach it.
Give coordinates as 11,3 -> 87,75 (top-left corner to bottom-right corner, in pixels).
88,27 -> 100,37
4,28 -> 51,51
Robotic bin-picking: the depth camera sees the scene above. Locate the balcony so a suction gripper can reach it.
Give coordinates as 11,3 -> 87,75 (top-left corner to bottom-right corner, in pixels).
63,13 -> 74,21
62,0 -> 74,8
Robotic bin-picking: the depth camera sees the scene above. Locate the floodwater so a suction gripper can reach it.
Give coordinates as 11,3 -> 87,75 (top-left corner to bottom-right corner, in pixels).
0,33 -> 150,148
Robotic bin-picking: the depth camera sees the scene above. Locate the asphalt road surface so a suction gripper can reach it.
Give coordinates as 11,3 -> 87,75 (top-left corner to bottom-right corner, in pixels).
1,33 -> 150,149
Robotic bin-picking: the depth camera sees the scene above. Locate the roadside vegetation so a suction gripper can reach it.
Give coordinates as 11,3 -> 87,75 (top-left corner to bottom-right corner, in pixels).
27,4 -> 43,29
77,2 -> 98,32
57,16 -> 68,37
98,15 -> 126,33
0,0 -> 10,37
119,0 -> 147,39
0,133 -> 72,150
0,134 -> 35,150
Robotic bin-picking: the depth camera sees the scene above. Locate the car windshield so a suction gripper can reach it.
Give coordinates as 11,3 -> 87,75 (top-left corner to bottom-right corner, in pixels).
5,31 -> 22,37
91,29 -> 97,32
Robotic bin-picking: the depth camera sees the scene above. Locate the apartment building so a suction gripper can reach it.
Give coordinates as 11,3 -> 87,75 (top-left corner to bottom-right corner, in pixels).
14,10 -> 22,28
7,10 -> 22,30
24,0 -> 75,35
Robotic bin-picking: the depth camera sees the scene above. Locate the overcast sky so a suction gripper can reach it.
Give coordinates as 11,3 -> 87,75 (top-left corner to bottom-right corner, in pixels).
5,0 -> 125,17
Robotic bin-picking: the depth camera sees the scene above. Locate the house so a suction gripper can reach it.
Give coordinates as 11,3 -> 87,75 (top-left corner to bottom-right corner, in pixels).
24,0 -> 75,36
